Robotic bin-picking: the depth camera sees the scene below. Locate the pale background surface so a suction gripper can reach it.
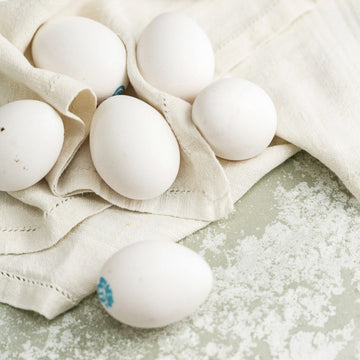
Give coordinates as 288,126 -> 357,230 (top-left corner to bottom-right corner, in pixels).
1,151 -> 359,360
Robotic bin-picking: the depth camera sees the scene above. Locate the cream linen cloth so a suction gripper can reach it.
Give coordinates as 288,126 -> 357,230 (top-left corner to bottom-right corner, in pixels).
0,0 -> 359,318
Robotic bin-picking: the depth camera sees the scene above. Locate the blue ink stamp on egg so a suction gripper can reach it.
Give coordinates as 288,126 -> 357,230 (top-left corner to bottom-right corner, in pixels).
97,276 -> 114,308
112,85 -> 126,96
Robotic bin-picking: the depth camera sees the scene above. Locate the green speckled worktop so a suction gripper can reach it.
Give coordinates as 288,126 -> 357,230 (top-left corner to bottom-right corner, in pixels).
1,151 -> 360,360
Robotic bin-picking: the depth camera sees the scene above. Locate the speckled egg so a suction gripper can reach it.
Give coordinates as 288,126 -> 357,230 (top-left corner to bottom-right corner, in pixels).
0,100 -> 64,191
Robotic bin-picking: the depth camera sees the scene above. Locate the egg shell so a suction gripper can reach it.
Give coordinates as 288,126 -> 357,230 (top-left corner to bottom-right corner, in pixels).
89,95 -> 180,200
97,240 -> 213,328
136,12 -> 214,102
32,16 -> 128,103
192,78 -> 277,161
0,100 -> 64,191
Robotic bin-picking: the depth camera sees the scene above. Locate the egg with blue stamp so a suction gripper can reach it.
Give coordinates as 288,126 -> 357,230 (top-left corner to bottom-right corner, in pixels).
97,240 -> 213,328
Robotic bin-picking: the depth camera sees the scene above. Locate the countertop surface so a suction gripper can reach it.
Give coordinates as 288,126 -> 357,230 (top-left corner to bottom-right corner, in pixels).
1,151 -> 360,360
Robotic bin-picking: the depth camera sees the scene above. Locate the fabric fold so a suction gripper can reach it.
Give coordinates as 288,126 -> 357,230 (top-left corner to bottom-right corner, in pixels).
1,0 -> 312,236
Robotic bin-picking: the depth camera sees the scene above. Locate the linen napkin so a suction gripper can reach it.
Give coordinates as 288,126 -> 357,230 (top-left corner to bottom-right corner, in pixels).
2,0 -> 359,318
0,0 -> 308,255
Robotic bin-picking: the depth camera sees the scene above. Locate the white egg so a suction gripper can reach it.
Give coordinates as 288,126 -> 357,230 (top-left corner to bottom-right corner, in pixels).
0,100 -> 64,191
97,240 -> 213,328
89,95 -> 180,200
192,78 -> 277,161
136,12 -> 215,102
32,16 -> 128,103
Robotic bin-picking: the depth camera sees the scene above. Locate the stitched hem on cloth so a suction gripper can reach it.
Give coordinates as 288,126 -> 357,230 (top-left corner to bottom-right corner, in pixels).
0,270 -> 79,319
0,194 -> 111,255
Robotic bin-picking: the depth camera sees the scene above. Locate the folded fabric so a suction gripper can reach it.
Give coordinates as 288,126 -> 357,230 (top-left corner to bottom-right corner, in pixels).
1,0 -> 359,318
0,141 -> 298,318
0,0 -> 308,254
